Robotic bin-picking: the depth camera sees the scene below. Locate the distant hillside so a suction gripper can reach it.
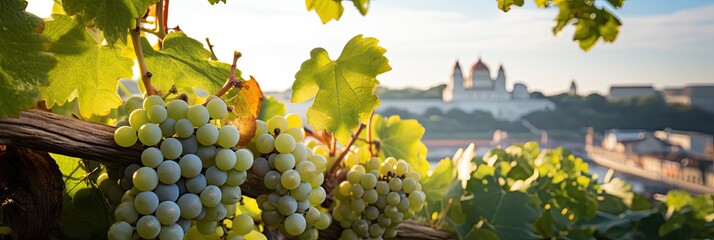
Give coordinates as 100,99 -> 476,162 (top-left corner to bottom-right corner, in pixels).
376,84 -> 446,99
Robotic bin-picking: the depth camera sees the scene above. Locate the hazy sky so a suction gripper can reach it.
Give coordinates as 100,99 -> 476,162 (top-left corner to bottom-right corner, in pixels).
28,0 -> 714,95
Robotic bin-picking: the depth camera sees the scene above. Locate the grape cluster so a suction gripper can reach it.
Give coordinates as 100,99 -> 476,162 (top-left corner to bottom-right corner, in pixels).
250,114 -> 332,239
333,157 -> 425,239
108,95 -> 257,240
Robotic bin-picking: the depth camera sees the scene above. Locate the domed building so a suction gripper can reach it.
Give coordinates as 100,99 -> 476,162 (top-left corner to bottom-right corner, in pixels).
444,58 -> 521,101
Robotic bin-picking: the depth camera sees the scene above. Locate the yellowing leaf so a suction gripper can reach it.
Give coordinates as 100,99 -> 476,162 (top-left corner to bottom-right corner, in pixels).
369,114 -> 430,177
225,76 -> 263,146
305,0 -> 344,24
292,35 -> 390,144
41,15 -> 132,119
0,0 -> 56,117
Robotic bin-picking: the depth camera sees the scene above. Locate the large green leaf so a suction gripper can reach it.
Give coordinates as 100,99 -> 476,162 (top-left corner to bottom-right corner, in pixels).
369,114 -> 430,178
141,32 -> 234,104
461,175 -> 540,240
421,157 -> 459,221
41,15 -> 132,119
51,154 -> 111,240
497,0 -> 524,12
0,0 -> 56,118
62,0 -> 152,43
292,35 -> 390,144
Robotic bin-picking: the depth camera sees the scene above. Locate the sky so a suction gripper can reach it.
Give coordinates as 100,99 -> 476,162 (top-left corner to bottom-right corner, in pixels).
27,0 -> 714,95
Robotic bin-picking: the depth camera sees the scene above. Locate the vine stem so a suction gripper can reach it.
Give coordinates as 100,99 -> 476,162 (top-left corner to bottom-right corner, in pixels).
206,38 -> 219,61
213,51 -> 242,98
130,19 -> 160,96
155,0 -> 166,40
162,0 -> 170,34
328,124 -> 366,177
368,113 -> 375,157
329,135 -> 336,157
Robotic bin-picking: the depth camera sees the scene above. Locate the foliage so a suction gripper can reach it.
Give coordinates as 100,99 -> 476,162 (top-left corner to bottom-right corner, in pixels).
357,114 -> 431,177
291,34 -> 391,144
258,95 -> 286,121
376,84 -> 446,99
62,0 -> 153,44
497,0 -> 624,51
0,0 -> 56,118
305,0 -> 370,23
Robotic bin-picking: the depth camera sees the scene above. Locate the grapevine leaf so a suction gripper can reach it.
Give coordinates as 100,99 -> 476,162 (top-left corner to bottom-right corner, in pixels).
0,0 -> 56,118
61,0 -> 153,43
461,175 -> 540,240
51,154 -> 111,240
258,95 -> 286,121
225,76 -> 263,146
368,115 -> 430,177
41,15 -> 132,119
497,0 -> 524,12
207,0 -> 227,4
352,0 -> 370,15
665,190 -> 691,211
292,35 -> 391,144
141,32 -> 235,104
305,0 -> 344,24
421,158 -> 459,219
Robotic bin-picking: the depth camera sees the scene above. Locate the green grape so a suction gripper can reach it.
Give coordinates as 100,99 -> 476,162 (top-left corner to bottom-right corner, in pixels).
143,95 -> 164,109
277,195 -> 297,216
114,120 -> 129,128
254,120 -> 268,137
360,173 -> 377,189
129,109 -> 148,131
261,210 -> 283,227
204,204 -> 227,221
177,193 -> 202,219
159,223 -> 184,240
134,191 -> 159,215
114,126 -> 138,147
402,177 -> 417,193
387,192 -> 400,206
395,160 -> 409,176
347,165 -> 365,184
232,214 -> 254,236
179,154 -> 202,178
187,105 -> 210,127
350,183 -> 364,199
157,160 -> 181,184
226,170 -> 247,186
341,229 -> 358,240
159,117 -> 176,136
234,149 -> 253,171
291,143 -> 308,162
285,127 -> 305,142
365,206 -> 379,221
141,147 -> 163,168
133,167 -> 159,191
365,157 -> 381,172
289,182 -> 312,201
255,133 -> 275,154
397,196 -> 410,212
295,161 -> 316,180
123,96 -> 144,115
138,123 -> 162,146
97,173 -> 116,195
409,191 -> 425,211
146,104 -> 167,124
205,166 -> 227,186
197,145 -> 218,168
305,206 -> 320,224
308,155 -> 327,173
308,172 -> 324,188
200,185 -> 222,207
315,213 -> 331,230
352,220 -> 369,238
267,116 -> 288,134
107,221 -> 132,240
166,99 -> 189,120
369,223 -> 384,238
351,198 -> 366,212
376,181 -> 389,195
159,138 -> 181,160
217,125 -> 239,148
338,181 -> 352,196
196,124 -> 219,146
206,98 -> 228,119
274,153 -> 295,172
180,135 -> 199,155
215,148 -> 237,171
285,113 -> 302,128
263,170 -> 281,190
377,214 -> 391,227
308,186 -> 326,205
155,201 -> 181,225
375,195 -> 387,209
220,185 -> 242,204
384,205 -> 398,219
114,202 -> 139,223
380,162 -> 393,175
384,226 -> 397,238
274,134 -> 296,153
284,213 -> 306,236
185,174 -> 207,194
280,170 -> 301,190
154,183 -> 179,202
388,177 -> 402,191
405,171 -> 421,182
385,157 -> 397,166
196,219 -> 218,235
344,152 -> 359,168
174,119 -> 194,138
362,188 -> 378,204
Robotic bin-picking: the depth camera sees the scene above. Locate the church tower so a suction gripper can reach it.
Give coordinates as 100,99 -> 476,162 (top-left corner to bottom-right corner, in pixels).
569,79 -> 578,96
443,60 -> 464,102
495,64 -> 507,93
